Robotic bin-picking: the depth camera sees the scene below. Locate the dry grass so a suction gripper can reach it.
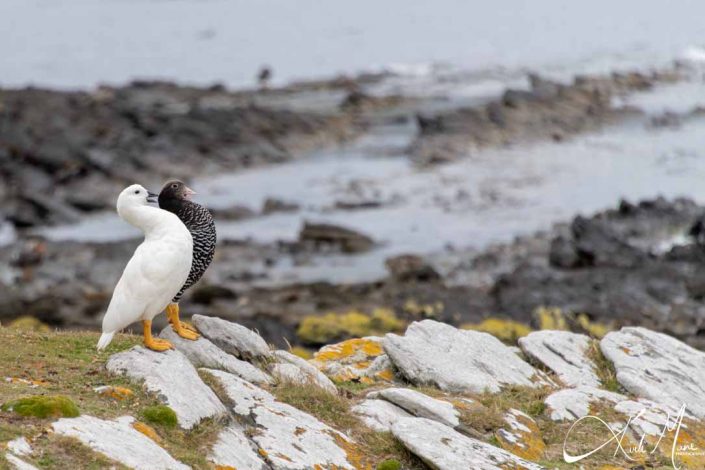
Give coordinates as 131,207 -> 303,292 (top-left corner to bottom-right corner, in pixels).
586,339 -> 621,392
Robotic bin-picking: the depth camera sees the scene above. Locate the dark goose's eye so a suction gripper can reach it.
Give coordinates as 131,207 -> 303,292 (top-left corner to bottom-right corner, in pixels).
172,184 -> 178,189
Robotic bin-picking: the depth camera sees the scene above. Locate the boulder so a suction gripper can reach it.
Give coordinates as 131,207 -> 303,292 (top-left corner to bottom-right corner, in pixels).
159,326 -> 271,385
208,424 -> 268,470
298,222 -> 374,253
311,337 -> 394,384
52,415 -> 189,470
202,369 -> 357,470
384,320 -> 549,393
192,314 -> 271,361
518,330 -> 600,388
351,399 -> 412,432
544,387 -> 626,421
601,327 -> 705,419
392,417 -> 544,470
106,347 -> 226,429
370,387 -> 460,428
271,349 -> 337,394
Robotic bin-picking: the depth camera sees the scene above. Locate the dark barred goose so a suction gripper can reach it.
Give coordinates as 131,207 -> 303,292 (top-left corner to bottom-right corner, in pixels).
158,180 -> 216,339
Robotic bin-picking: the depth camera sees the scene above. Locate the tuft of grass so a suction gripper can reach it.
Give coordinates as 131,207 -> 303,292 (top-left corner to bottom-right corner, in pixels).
2,395 -> 79,419
376,458 -> 402,470
586,340 -> 621,392
140,405 -> 178,428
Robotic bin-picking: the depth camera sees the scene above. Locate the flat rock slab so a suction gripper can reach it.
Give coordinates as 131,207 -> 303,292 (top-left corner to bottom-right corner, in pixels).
392,417 -> 545,470
160,326 -> 271,385
271,349 -> 337,394
351,399 -> 412,432
601,327 -> 705,419
370,387 -> 460,428
384,320 -> 547,393
106,347 -> 227,429
192,314 -> 271,360
518,330 -> 600,388
5,453 -> 39,470
495,409 -> 545,461
52,415 -> 189,470
209,423 -> 268,470
203,368 -> 356,470
311,337 -> 394,384
544,387 -> 626,421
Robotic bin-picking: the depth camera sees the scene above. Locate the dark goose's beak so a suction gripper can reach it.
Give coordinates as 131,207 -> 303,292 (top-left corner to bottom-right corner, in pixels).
147,191 -> 158,203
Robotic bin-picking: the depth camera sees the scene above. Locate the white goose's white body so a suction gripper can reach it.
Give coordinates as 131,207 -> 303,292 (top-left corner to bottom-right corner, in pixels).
97,185 -> 192,350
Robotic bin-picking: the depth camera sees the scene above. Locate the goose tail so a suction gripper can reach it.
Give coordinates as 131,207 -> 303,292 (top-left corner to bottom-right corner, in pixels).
97,331 -> 116,351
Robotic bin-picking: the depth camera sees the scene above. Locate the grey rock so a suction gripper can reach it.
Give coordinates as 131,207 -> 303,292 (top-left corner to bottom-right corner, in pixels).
5,454 -> 38,470
202,369 -> 355,470
192,314 -> 271,360
52,415 -> 189,470
544,387 -> 626,421
601,327 -> 705,419
518,330 -> 600,388
209,423 -> 269,470
371,387 -> 460,428
392,417 -> 545,470
384,320 -> 549,393
106,347 -> 227,429
351,399 -> 412,432
271,350 -> 337,394
159,326 -> 271,385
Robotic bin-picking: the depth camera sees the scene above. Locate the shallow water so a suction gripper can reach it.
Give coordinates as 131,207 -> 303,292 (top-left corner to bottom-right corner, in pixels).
39,79 -> 705,284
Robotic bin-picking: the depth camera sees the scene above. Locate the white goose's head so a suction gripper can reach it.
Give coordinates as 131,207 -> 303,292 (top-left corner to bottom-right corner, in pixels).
116,184 -> 159,226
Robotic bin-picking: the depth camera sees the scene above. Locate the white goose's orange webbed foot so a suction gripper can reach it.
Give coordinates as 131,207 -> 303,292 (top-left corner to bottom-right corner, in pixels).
143,320 -> 173,351
166,303 -> 199,340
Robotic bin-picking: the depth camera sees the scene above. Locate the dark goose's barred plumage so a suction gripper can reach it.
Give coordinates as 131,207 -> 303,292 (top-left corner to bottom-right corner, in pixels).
158,180 -> 216,303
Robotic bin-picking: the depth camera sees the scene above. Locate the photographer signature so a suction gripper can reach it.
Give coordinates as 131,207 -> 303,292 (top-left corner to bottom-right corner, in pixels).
563,403 -> 702,469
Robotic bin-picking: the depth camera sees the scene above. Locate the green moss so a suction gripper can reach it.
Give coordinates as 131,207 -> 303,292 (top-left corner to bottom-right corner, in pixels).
376,458 -> 402,470
2,395 -> 79,419
140,405 -> 178,428
297,307 -> 405,345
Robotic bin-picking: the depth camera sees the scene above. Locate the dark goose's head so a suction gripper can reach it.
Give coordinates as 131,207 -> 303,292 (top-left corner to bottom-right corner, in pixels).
158,180 -> 196,213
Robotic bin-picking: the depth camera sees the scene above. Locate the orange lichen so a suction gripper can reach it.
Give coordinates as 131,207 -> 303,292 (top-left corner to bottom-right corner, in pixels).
311,338 -> 392,384
131,421 -> 161,443
214,466 -> 237,470
495,409 -> 545,462
96,385 -> 134,400
5,377 -> 49,387
314,338 -> 384,363
331,432 -> 373,470
258,448 -> 269,458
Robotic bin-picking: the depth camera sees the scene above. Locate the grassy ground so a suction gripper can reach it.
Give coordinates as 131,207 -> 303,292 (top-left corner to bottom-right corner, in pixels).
0,327 -> 220,469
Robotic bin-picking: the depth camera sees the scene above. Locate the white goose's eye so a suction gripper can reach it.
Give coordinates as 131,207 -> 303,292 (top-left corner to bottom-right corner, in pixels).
134,190 -> 140,194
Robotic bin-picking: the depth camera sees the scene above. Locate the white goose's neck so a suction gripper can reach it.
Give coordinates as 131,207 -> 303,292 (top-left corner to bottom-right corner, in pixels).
118,205 -> 175,237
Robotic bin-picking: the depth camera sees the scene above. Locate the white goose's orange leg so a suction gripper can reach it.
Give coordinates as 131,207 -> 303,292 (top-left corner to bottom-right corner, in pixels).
143,320 -> 173,351
166,303 -> 199,340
